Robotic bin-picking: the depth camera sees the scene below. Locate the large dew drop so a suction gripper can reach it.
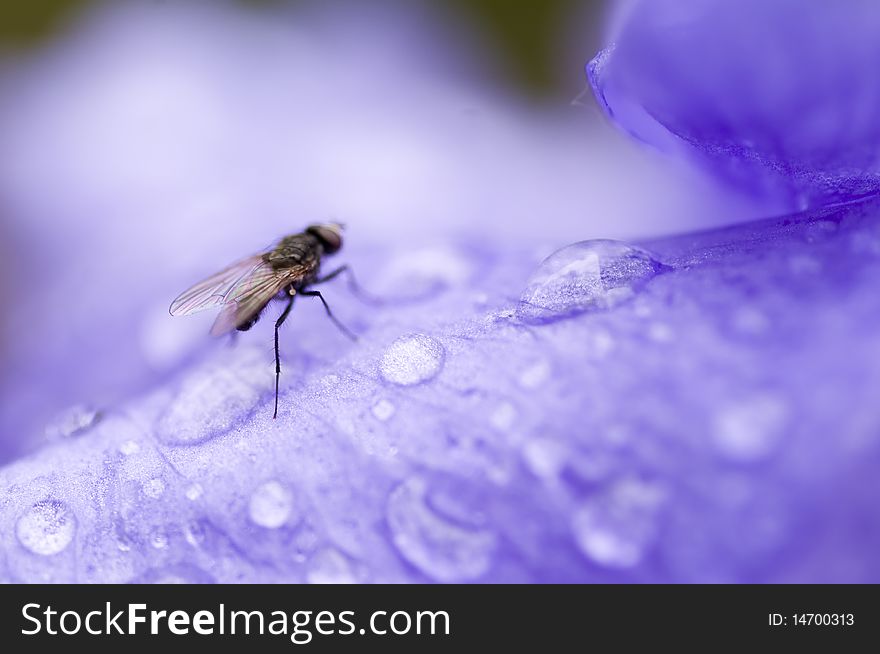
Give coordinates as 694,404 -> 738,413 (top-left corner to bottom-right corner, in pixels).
16,500 -> 77,556
379,334 -> 445,386
386,477 -> 496,582
517,240 -> 667,324
249,480 -> 296,529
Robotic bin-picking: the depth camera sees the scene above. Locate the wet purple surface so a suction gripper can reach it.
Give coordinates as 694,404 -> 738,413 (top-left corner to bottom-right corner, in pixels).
3,196 -> 880,583
1,1 -> 879,583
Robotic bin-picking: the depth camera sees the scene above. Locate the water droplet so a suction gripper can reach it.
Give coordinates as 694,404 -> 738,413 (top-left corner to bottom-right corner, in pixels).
249,480 -> 295,529
522,439 -> 566,479
142,478 -> 166,499
386,477 -> 496,582
489,402 -> 518,431
185,483 -> 203,501
379,334 -> 445,386
371,399 -> 396,421
292,526 -> 319,562
119,440 -> 140,456
713,395 -> 788,463
572,479 -> 665,569
647,322 -> 673,343
184,520 -> 207,548
44,405 -> 101,440
16,500 -> 77,556
517,240 -> 667,324
376,247 -> 472,300
150,529 -> 168,549
518,359 -> 551,389
114,522 -> 136,553
306,548 -> 358,584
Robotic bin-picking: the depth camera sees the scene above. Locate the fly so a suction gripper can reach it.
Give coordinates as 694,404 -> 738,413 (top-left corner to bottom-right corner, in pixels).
169,223 -> 358,419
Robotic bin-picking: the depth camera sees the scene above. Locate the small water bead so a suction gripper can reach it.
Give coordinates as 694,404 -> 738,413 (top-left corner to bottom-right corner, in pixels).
184,520 -> 208,548
518,359 -> 551,389
306,548 -> 358,584
150,529 -> 169,549
185,483 -> 203,501
489,402 -> 518,431
386,477 -> 496,582
376,247 -> 473,301
572,479 -> 666,569
517,240 -> 668,324
713,395 -> 788,463
292,527 -> 320,562
44,405 -> 101,440
379,334 -> 445,386
16,500 -> 77,556
522,439 -> 567,479
371,399 -> 396,421
249,481 -> 295,529
647,322 -> 674,343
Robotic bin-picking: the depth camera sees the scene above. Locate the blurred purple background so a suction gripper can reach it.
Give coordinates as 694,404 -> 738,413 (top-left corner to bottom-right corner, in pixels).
0,0 -> 878,583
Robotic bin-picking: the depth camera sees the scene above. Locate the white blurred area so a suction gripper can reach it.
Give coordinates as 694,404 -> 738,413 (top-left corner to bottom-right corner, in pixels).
0,1 -> 776,254
0,0 -> 778,459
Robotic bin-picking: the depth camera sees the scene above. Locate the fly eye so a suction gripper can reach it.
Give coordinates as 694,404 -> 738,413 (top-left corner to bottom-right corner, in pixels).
308,224 -> 343,253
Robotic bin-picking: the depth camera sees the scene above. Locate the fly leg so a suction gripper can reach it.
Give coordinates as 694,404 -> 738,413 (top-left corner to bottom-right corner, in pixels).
273,295 -> 294,419
314,265 -> 382,305
300,290 -> 358,341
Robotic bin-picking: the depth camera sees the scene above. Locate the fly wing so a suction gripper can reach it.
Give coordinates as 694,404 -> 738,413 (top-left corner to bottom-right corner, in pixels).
209,262 -> 312,336
169,254 -> 266,316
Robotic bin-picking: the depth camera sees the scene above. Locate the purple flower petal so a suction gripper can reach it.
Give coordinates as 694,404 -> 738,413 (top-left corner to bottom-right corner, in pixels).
589,0 -> 880,208
3,197 -> 880,583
